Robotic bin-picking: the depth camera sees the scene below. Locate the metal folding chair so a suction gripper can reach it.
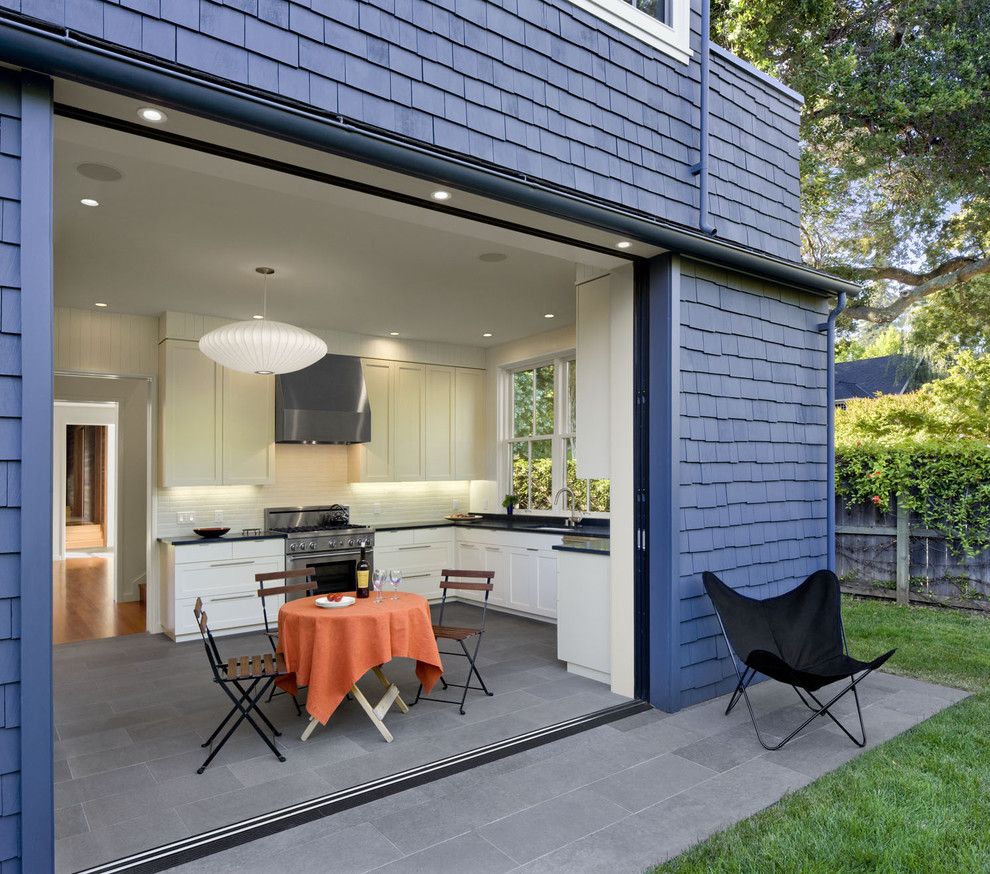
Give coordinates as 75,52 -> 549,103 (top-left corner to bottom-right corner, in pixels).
256,567 -> 318,715
413,569 -> 495,715
193,598 -> 289,774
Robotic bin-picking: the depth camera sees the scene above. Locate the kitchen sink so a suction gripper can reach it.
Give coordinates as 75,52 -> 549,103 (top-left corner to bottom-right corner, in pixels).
533,525 -> 608,537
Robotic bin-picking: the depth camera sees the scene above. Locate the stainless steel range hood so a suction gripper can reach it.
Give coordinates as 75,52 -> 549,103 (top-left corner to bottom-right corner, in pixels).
275,354 -> 371,444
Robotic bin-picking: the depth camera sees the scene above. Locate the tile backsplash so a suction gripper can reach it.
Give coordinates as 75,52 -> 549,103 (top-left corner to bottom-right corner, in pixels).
157,444 -> 479,537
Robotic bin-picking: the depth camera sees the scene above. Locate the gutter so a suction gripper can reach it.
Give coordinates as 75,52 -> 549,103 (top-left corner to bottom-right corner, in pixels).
690,0 -> 717,236
819,291 -> 847,571
0,15 -> 858,299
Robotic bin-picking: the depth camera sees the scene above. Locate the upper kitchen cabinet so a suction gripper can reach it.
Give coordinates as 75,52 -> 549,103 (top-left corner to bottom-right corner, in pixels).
349,359 -> 484,483
159,339 -> 274,487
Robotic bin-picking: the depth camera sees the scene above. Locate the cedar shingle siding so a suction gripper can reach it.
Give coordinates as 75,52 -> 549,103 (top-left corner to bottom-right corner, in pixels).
3,0 -> 802,260
678,262 -> 829,706
0,69 -> 20,866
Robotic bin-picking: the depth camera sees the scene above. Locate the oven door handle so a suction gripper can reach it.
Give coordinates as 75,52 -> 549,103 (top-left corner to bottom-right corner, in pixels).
289,550 -> 366,563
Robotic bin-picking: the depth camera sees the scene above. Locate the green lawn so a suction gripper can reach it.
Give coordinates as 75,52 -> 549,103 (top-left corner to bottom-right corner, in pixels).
654,597 -> 990,874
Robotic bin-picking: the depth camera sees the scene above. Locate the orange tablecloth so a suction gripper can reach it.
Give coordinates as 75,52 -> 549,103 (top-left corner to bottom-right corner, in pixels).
277,592 -> 443,725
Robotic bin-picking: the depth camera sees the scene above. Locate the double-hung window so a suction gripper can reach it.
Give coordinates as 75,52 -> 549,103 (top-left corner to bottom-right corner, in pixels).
503,356 -> 609,515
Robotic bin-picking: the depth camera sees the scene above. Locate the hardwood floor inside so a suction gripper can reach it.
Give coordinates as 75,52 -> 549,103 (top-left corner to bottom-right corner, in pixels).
53,556 -> 145,645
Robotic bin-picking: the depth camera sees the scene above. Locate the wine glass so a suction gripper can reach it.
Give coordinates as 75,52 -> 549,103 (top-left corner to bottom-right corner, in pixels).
389,569 -> 401,601
372,570 -> 384,604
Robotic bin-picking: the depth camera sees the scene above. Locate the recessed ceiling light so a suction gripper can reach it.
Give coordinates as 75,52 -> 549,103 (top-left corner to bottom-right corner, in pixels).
544,313 -> 555,319
80,198 -> 99,207
616,240 -> 632,249
94,302 -> 108,308
479,252 -> 507,262
431,190 -> 451,201
482,332 -> 493,338
389,331 -> 400,336
252,314 -> 264,320
76,163 -> 123,182
137,107 -> 168,123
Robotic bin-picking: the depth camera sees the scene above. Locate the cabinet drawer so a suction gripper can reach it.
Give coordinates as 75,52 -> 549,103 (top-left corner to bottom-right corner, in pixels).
174,542 -> 232,564
413,527 -> 455,545
232,538 -> 284,559
375,530 -> 415,548
175,590 -> 281,636
175,555 -> 283,599
382,542 -> 452,572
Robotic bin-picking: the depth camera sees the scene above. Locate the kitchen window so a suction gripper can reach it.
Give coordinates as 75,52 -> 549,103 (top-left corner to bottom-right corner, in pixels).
502,356 -> 609,515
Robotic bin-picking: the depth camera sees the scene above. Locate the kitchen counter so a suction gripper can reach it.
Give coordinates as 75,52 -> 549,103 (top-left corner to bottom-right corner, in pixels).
552,541 -> 610,555
370,517 -> 610,538
158,533 -> 286,546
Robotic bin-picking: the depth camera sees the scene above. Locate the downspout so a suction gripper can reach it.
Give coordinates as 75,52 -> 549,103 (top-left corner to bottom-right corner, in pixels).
819,291 -> 847,571
690,0 -> 717,235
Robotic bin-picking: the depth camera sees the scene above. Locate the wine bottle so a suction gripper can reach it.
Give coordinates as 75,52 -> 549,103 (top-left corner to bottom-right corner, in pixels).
355,545 -> 370,598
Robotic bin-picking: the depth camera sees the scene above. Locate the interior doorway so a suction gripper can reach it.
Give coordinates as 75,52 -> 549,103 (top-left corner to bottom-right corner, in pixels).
52,397 -> 147,643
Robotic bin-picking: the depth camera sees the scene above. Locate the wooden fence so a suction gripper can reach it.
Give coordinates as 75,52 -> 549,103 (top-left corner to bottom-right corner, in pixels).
836,495 -> 990,609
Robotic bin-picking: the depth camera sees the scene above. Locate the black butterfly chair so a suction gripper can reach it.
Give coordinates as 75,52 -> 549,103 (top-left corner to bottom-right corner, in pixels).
703,569 -> 895,751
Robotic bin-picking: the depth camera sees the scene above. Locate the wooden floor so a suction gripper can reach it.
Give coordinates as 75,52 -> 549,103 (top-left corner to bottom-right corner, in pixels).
53,556 -> 145,645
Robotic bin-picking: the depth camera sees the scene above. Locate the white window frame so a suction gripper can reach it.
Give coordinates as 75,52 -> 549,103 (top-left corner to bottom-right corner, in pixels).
498,353 -> 609,518
565,0 -> 691,65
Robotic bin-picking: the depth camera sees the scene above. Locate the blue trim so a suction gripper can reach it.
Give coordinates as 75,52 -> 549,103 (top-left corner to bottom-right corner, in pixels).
689,0 -> 717,236
18,72 -> 54,872
647,255 -> 681,712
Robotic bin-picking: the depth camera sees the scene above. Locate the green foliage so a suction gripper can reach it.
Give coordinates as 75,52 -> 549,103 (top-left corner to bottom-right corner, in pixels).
711,1 -> 990,321
501,494 -> 518,509
909,275 -> 990,364
836,353 -> 990,555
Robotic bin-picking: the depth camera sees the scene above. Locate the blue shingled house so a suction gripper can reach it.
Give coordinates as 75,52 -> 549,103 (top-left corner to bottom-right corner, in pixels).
0,0 -> 858,868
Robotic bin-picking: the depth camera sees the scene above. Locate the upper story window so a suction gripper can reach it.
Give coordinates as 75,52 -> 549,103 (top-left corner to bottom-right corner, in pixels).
567,0 -> 691,65
502,356 -> 610,517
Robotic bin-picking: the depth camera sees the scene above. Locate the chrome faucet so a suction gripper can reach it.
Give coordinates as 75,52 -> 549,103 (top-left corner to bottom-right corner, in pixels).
553,487 -> 579,527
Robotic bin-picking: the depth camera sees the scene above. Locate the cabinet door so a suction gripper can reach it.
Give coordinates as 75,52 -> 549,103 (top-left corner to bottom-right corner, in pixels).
484,546 -> 508,607
160,340 -> 220,486
392,362 -> 425,481
425,366 -> 454,480
454,368 -> 485,480
222,368 -> 274,484
350,360 -> 393,482
508,549 -> 538,612
536,552 -> 558,618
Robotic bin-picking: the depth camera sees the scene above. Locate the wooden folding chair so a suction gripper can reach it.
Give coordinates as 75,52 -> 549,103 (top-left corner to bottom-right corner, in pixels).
413,569 -> 495,715
256,567 -> 318,715
193,598 -> 290,774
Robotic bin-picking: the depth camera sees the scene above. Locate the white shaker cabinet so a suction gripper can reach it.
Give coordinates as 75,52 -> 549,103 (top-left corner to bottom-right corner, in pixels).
453,367 -> 485,479
425,366 -> 454,480
392,362 -> 426,481
349,360 -> 393,482
159,339 -> 274,487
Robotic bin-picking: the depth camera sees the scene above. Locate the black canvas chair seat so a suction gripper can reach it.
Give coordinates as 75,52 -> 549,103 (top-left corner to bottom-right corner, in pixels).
703,569 -> 895,751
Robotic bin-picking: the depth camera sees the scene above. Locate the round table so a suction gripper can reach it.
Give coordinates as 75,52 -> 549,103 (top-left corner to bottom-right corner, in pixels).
277,592 -> 443,741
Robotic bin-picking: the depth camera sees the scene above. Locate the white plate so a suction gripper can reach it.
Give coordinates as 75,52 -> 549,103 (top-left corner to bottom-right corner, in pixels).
315,595 -> 355,609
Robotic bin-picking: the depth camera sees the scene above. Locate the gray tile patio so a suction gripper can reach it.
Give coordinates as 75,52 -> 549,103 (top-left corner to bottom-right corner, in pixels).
166,670 -> 967,874
53,604 -> 628,873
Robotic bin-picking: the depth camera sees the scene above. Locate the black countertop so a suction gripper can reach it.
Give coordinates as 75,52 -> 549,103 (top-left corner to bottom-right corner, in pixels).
158,533 -> 286,546
369,516 -> 611,538
552,543 -> 610,555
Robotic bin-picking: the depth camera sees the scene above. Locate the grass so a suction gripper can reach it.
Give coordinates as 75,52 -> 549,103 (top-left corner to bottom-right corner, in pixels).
653,596 -> 990,873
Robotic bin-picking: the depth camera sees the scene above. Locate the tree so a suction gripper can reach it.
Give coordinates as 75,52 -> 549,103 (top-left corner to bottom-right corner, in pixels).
711,0 -> 990,326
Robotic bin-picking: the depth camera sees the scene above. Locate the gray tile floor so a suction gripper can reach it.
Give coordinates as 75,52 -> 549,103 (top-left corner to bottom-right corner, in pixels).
54,604 -> 629,873
166,670 -> 967,874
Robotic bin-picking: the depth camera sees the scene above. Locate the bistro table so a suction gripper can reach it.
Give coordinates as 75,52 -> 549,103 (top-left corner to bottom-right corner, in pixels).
277,591 -> 443,743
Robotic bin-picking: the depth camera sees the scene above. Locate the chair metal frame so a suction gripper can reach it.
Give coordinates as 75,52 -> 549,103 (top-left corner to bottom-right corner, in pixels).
413,569 -> 495,715
710,576 -> 883,752
194,598 -> 287,774
255,566 -> 318,715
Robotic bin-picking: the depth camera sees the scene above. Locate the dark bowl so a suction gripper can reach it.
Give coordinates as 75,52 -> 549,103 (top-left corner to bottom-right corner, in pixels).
193,527 -> 231,539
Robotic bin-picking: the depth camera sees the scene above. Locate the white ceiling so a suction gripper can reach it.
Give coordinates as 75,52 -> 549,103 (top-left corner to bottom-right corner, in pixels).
54,117 -> 624,347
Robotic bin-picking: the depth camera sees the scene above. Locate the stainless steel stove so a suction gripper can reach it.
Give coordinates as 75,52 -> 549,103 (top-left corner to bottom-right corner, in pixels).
265,504 -> 374,594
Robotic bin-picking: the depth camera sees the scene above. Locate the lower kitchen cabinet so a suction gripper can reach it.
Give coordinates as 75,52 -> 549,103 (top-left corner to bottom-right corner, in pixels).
374,527 -> 454,601
162,538 -> 285,641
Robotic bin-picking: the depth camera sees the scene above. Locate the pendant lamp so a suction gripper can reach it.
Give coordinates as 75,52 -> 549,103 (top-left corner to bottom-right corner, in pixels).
199,267 -> 327,375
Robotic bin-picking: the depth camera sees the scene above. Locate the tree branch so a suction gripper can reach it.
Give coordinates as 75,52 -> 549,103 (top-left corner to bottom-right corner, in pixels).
845,256 -> 990,323
847,256 -> 980,286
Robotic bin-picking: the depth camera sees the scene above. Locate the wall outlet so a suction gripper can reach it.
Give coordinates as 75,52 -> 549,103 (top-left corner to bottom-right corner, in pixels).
177,511 -> 196,524
452,498 -> 461,511
373,502 -> 381,515
214,510 -> 225,523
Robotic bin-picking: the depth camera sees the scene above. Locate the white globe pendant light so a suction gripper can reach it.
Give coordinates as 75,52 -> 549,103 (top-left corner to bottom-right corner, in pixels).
199,267 -> 327,375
